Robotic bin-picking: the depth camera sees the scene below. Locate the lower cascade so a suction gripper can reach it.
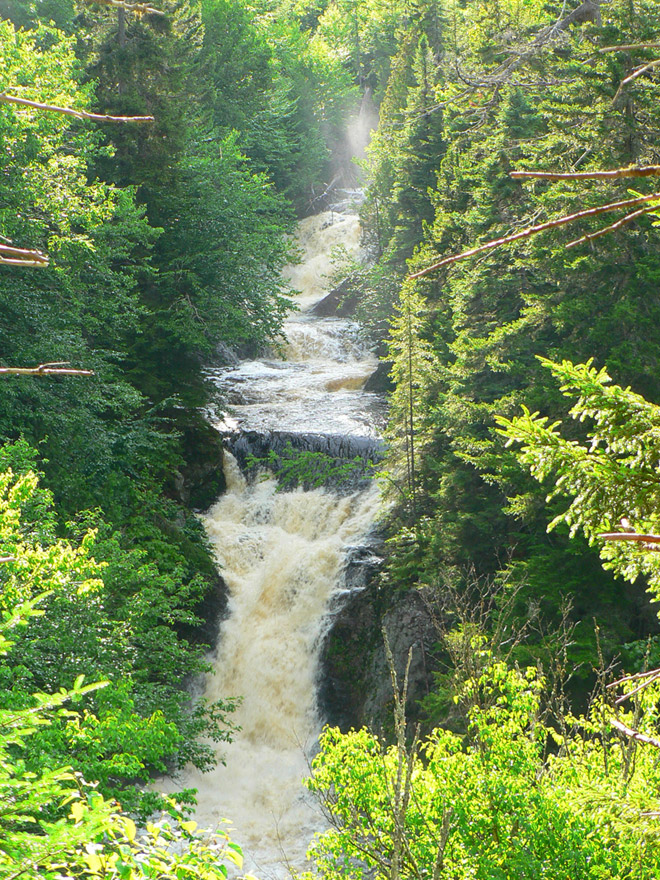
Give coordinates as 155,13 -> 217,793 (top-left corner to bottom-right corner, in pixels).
160,209 -> 384,877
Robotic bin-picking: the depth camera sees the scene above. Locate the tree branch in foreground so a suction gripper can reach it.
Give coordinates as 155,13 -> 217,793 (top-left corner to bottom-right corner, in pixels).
566,205 -> 658,248
511,166 -> 660,181
611,718 -> 660,749
0,243 -> 49,267
621,58 -> 660,87
599,42 -> 660,54
409,192 -> 660,279
0,362 -> 94,376
597,532 -> 660,544
0,93 -> 154,123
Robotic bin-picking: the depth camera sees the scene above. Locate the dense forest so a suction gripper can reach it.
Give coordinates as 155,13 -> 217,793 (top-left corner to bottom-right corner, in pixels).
4,0 -> 660,876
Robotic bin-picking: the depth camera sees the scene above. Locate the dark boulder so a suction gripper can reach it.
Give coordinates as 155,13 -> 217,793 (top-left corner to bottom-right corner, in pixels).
363,360 -> 394,393
171,417 -> 226,511
310,275 -> 361,318
318,531 -> 436,733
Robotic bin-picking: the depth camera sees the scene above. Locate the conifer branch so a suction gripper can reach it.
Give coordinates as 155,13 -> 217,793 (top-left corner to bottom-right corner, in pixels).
511,166 -> 660,181
0,93 -> 154,123
0,362 -> 94,376
409,193 -> 660,278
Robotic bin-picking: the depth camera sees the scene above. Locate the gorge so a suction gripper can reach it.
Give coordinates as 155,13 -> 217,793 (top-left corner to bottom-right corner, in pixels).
161,208 -> 386,876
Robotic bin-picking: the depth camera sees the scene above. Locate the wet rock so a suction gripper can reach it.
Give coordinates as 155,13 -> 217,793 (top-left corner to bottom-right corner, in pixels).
363,587 -> 436,730
183,568 -> 230,653
213,341 -> 240,366
318,534 -> 385,731
171,418 -> 226,511
228,428 -> 383,464
310,275 -> 361,318
224,428 -> 384,492
363,360 -> 394,394
319,564 -> 437,733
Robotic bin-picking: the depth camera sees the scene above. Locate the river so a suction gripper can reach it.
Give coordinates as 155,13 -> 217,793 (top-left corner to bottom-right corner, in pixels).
162,209 -> 384,878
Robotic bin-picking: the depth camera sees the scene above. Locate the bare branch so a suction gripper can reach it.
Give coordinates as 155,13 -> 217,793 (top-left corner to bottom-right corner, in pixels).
0,257 -> 49,267
409,193 -> 660,279
511,165 -> 660,181
621,58 -> 660,86
614,672 -> 660,705
598,532 -> 660,544
0,557 -> 16,564
0,362 -> 94,376
611,717 -> 660,749
0,243 -> 49,267
599,42 -> 660,54
608,668 -> 660,688
566,205 -> 656,248
84,0 -> 165,14
0,93 -> 154,123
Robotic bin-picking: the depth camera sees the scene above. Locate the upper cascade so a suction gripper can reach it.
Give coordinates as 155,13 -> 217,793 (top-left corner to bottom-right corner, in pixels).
207,210 -> 385,440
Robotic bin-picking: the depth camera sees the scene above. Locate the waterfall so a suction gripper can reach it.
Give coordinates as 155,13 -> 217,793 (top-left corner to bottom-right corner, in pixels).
160,209 -> 384,878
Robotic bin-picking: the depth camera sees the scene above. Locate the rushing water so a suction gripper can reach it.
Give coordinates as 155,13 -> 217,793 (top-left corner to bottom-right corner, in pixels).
162,211 -> 384,877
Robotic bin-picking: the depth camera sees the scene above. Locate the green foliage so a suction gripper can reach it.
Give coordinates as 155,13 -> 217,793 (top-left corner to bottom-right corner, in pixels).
247,442 -> 376,491
499,357 -> 660,608
0,603 -> 242,879
306,655 -> 660,879
315,0 -> 411,93
366,0 -> 660,663
0,445 -> 238,817
0,0 -> 353,817
385,283 -> 440,514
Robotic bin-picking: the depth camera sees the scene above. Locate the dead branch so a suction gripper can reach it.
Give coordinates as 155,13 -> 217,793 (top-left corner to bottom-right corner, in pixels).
598,532 -> 660,544
0,243 -> 49,267
0,362 -> 94,376
409,192 -> 660,279
84,0 -> 165,14
599,43 -> 660,54
614,672 -> 660,706
0,93 -> 154,123
0,257 -> 49,267
608,668 -> 660,688
611,717 -> 660,749
511,166 -> 660,181
0,557 -> 16,564
566,205 -> 656,248
621,59 -> 660,87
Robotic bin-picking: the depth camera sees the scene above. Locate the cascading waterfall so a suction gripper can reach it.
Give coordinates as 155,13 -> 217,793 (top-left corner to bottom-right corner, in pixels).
161,209 -> 384,878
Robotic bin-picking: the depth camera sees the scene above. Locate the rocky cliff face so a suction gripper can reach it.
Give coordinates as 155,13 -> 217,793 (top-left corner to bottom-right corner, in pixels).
319,531 -> 436,733
171,416 -> 227,511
